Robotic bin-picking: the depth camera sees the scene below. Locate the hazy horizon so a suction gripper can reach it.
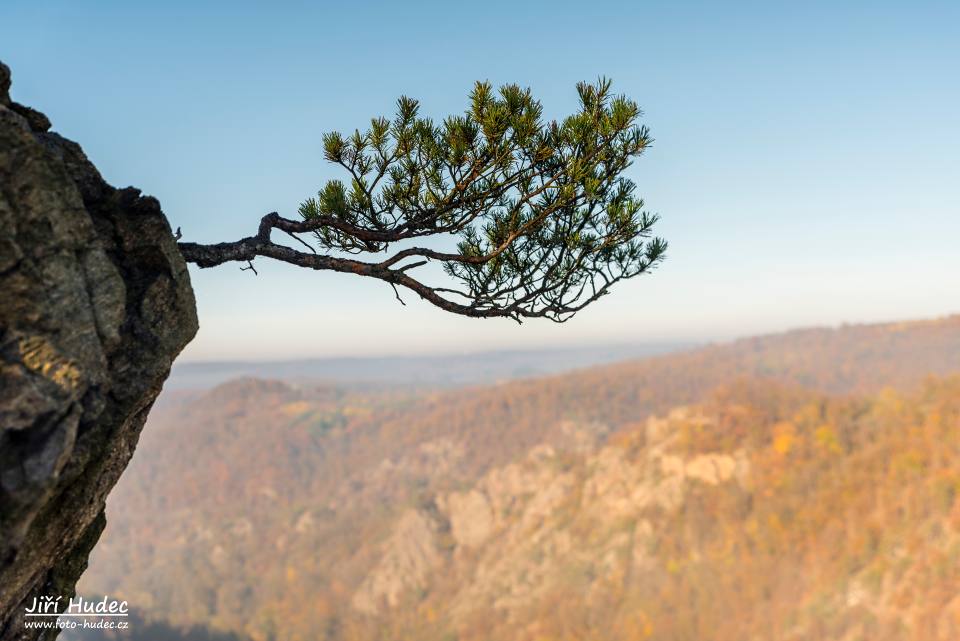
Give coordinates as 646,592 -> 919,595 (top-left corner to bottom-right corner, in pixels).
170,310 -> 958,364
164,312 -> 958,393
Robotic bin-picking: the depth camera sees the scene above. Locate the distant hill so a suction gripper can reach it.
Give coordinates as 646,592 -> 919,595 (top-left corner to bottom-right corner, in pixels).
165,342 -> 694,390
80,315 -> 960,641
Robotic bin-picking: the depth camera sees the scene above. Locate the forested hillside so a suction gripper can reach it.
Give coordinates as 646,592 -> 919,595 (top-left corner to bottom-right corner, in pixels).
80,316 -> 960,640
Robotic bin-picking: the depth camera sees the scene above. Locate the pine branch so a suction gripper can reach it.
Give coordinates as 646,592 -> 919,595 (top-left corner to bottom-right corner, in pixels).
178,79 -> 666,322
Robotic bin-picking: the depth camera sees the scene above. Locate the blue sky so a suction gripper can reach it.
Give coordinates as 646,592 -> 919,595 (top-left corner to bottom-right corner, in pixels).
3,1 -> 958,360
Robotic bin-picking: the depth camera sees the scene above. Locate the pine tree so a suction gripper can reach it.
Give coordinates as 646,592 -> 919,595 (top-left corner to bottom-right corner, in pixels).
178,79 -> 666,322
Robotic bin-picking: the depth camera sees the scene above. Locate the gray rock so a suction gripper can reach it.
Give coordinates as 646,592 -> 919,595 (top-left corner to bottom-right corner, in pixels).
0,60 -> 198,640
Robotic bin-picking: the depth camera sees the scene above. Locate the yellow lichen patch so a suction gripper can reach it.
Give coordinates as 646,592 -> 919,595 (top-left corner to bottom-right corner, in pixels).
18,335 -> 81,392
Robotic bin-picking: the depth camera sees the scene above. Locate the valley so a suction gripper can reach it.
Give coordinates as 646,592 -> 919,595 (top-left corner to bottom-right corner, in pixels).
79,316 -> 960,641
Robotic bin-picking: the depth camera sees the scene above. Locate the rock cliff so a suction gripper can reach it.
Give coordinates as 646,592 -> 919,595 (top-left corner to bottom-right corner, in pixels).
0,61 -> 197,640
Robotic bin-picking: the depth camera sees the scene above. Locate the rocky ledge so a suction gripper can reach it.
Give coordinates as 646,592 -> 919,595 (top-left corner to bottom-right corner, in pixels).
0,61 -> 198,640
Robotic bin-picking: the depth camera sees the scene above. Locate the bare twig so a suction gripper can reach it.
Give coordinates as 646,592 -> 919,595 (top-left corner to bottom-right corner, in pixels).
390,283 -> 406,306
283,229 -> 317,254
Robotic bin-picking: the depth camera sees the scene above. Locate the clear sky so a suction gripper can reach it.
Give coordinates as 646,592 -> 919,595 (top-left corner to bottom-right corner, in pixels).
3,1 -> 958,361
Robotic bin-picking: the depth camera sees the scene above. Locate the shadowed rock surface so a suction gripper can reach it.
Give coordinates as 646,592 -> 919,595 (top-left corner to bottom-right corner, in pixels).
0,61 -> 197,640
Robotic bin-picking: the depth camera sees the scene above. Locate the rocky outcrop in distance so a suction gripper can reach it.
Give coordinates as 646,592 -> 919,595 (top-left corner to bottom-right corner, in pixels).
0,61 -> 197,640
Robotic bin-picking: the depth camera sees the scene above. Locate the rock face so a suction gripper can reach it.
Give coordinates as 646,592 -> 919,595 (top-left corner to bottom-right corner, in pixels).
352,509 -> 442,614
0,61 -> 197,640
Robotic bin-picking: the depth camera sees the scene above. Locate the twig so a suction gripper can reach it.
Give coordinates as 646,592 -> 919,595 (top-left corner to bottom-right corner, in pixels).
240,260 -> 258,275
283,229 -> 317,254
397,260 -> 428,272
390,283 -> 406,306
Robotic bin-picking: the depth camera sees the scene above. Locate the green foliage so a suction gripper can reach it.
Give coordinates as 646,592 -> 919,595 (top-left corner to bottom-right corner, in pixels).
298,79 -> 665,321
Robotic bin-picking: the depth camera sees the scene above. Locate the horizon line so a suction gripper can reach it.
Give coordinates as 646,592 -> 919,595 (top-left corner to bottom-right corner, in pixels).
172,312 -> 959,367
